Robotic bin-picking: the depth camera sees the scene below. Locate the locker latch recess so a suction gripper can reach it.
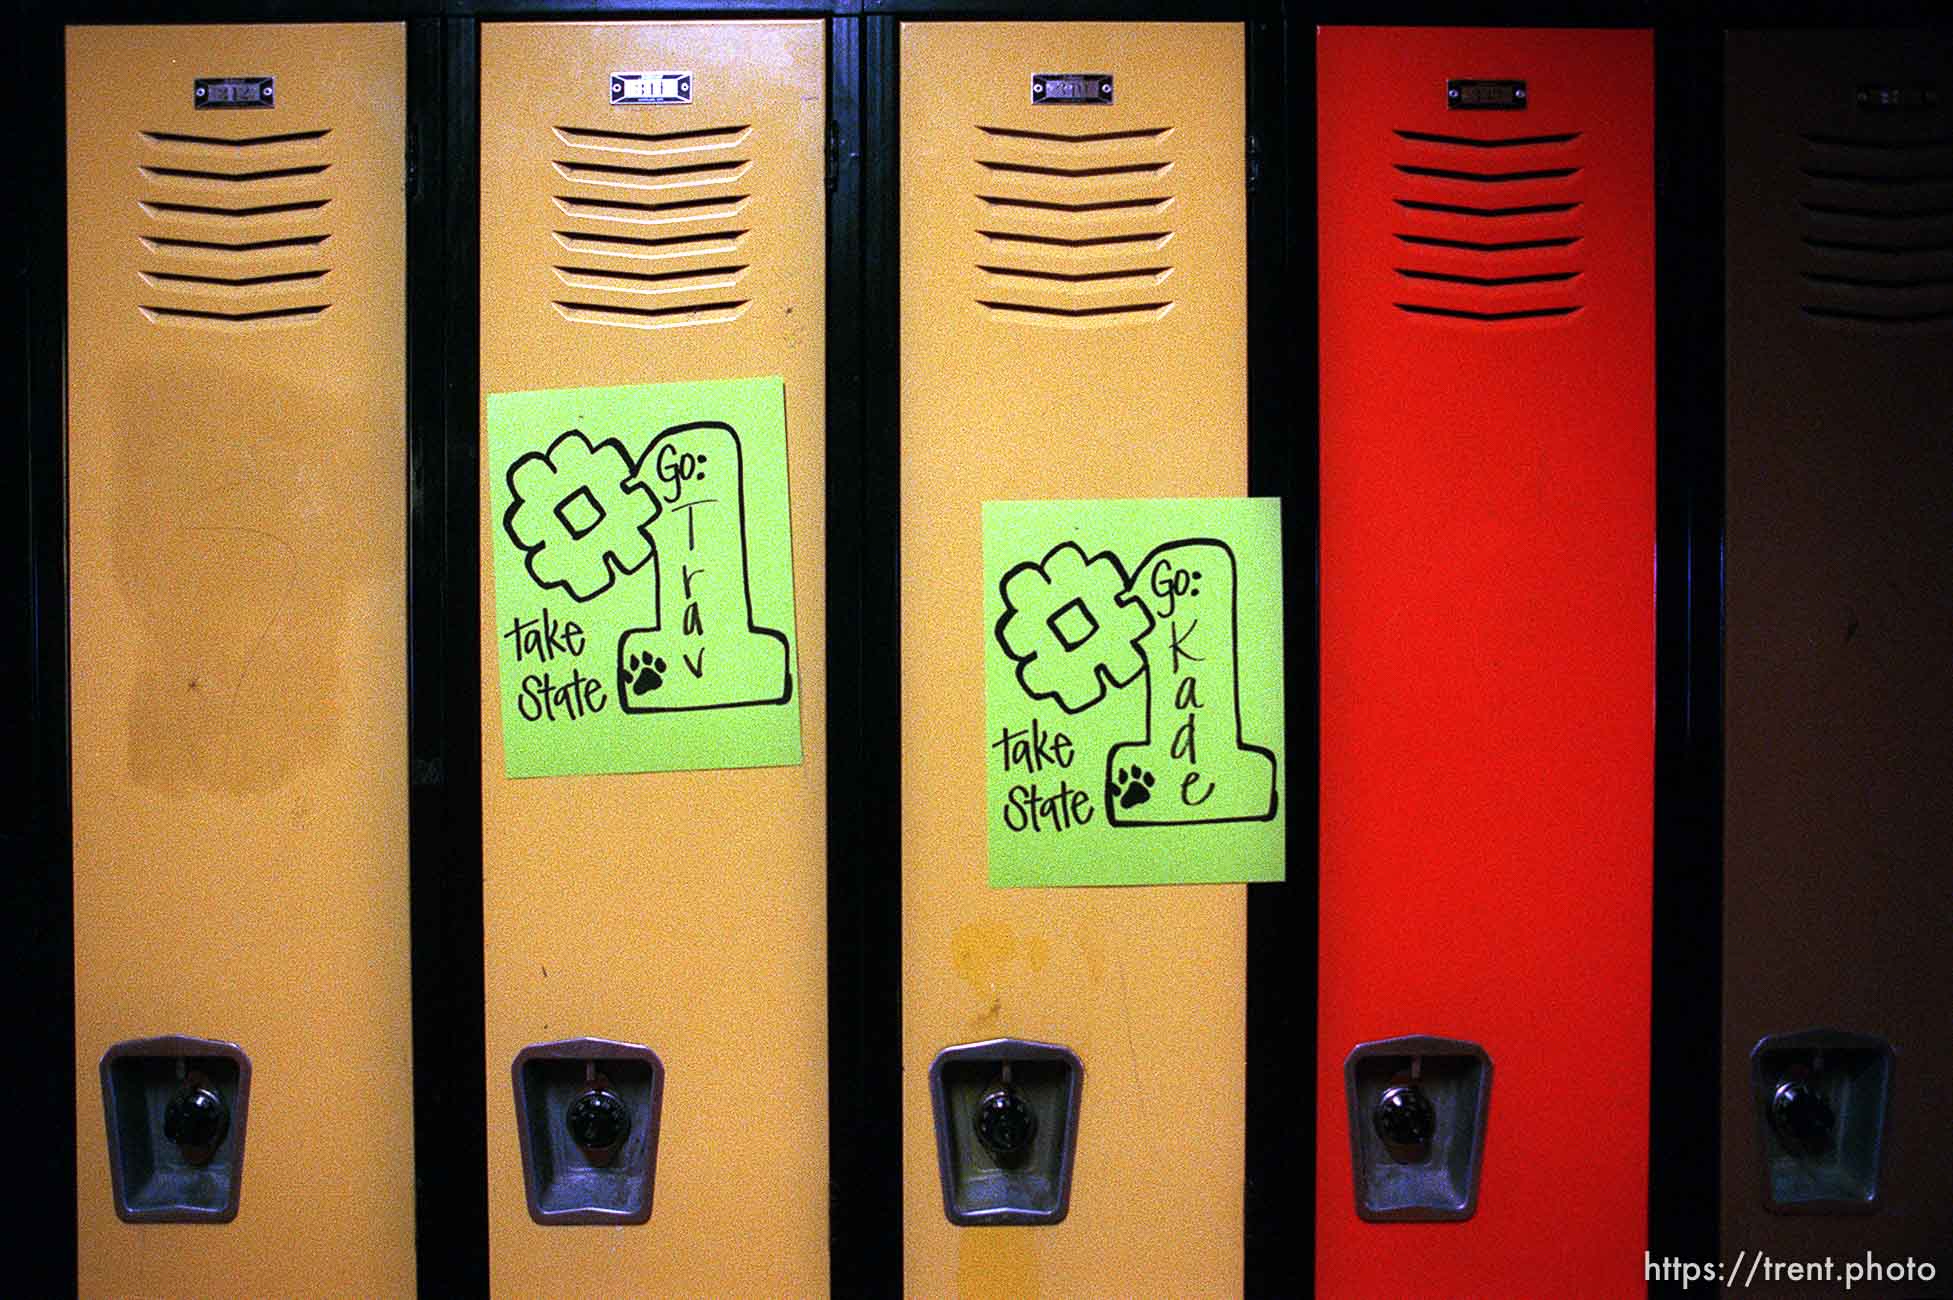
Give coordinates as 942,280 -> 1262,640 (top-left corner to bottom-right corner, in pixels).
100,1035 -> 252,1223
512,1037 -> 665,1225
1345,1034 -> 1492,1222
930,1038 -> 1083,1227
1751,1029 -> 1893,1214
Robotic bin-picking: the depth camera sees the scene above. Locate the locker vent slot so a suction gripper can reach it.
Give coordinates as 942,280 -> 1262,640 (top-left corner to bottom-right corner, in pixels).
1803,131 -> 1953,151
141,198 -> 330,219
553,229 -> 747,257
1800,129 -> 1953,327
139,304 -> 331,324
975,300 -> 1174,321
1396,233 -> 1580,253
978,125 -> 1171,145
141,234 -> 330,254
1804,236 -> 1953,255
550,123 -> 755,329
1801,200 -> 1953,221
1395,164 -> 1579,184
552,264 -> 748,294
972,123 -> 1177,327
553,194 -> 748,220
1802,305 -> 1952,324
976,264 -> 1169,284
978,194 -> 1172,215
1395,268 -> 1579,288
978,230 -> 1171,250
554,300 -> 751,328
1803,270 -> 1953,288
1391,126 -> 1586,323
979,160 -> 1169,179
1804,167 -> 1953,186
137,126 -> 334,328
142,128 -> 331,149
554,124 -> 752,152
141,269 -> 329,288
1394,198 -> 1579,218
1394,129 -> 1581,149
141,164 -> 331,184
1393,303 -> 1580,322
553,158 -> 751,186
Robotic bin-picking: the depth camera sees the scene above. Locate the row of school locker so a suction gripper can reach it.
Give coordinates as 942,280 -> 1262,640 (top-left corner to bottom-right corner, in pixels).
57,17 -> 1948,1298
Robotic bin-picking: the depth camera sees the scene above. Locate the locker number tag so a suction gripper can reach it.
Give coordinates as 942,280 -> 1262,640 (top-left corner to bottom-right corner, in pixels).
1033,74 -> 1112,106
612,72 -> 692,106
1858,84 -> 1940,113
1448,79 -> 1527,110
194,77 -> 274,110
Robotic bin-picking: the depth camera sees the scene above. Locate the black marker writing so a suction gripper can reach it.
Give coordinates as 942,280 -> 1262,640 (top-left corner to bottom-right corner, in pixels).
504,608 -> 587,662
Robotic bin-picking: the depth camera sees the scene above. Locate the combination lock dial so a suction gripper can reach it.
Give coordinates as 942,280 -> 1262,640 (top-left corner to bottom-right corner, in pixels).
1771,1078 -> 1837,1154
162,1082 -> 230,1165
565,1087 -> 631,1165
1373,1083 -> 1437,1154
973,1085 -> 1038,1162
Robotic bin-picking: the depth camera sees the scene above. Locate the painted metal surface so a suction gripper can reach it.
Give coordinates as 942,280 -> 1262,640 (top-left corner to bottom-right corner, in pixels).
900,22 -> 1247,1297
67,22 -> 413,1296
1724,29 -> 1953,1296
1317,26 -> 1655,1296
479,21 -> 829,1295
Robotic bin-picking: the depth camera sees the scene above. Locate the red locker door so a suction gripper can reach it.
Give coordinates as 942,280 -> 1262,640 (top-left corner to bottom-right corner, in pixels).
1317,27 -> 1655,1296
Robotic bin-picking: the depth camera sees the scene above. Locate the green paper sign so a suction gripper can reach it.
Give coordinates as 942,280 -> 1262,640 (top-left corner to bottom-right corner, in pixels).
487,377 -> 801,777
984,498 -> 1285,886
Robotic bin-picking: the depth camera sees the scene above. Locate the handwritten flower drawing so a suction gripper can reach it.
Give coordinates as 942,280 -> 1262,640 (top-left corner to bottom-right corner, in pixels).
503,429 -> 660,602
994,541 -> 1154,714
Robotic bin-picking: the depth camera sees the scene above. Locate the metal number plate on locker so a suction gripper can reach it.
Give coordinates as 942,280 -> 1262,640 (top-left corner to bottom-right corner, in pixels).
1032,74 -> 1113,105
1857,83 -> 1940,112
1447,78 -> 1527,110
194,77 -> 273,109
611,72 -> 692,106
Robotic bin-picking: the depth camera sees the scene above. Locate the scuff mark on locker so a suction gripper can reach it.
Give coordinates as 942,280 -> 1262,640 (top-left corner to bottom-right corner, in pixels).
951,920 -> 1017,1004
1074,917 -> 1108,987
113,358 -> 369,796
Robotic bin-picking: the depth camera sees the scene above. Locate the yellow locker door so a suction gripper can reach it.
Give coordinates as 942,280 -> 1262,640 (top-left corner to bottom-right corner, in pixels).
900,22 -> 1248,1295
66,23 -> 412,1296
478,21 -> 829,1295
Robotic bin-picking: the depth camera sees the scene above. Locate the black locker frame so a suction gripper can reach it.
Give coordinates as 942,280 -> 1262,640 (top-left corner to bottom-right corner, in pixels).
14,2 -> 1304,1295
17,0 -> 1946,1296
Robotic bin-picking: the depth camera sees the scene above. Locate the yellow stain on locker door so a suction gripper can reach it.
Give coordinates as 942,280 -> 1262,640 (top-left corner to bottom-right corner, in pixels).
901,22 -> 1248,1298
67,24 -> 412,1297
479,22 -> 828,1296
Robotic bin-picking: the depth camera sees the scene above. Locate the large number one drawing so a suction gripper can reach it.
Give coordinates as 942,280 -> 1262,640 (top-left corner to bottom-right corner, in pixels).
995,536 -> 1277,827
502,419 -> 791,716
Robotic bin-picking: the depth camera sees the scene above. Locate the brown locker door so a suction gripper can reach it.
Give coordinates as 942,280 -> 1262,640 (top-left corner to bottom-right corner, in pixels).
1725,29 -> 1953,1297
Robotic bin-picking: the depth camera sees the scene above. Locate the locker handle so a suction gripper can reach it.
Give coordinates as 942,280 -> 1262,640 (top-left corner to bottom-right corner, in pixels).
973,1082 -> 1038,1164
1770,1077 -> 1836,1154
1372,1082 -> 1436,1159
163,1078 -> 231,1166
565,1081 -> 631,1167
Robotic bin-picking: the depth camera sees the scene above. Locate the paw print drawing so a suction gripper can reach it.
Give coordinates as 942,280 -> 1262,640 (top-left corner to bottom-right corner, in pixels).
1111,766 -> 1155,809
628,652 -> 667,695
